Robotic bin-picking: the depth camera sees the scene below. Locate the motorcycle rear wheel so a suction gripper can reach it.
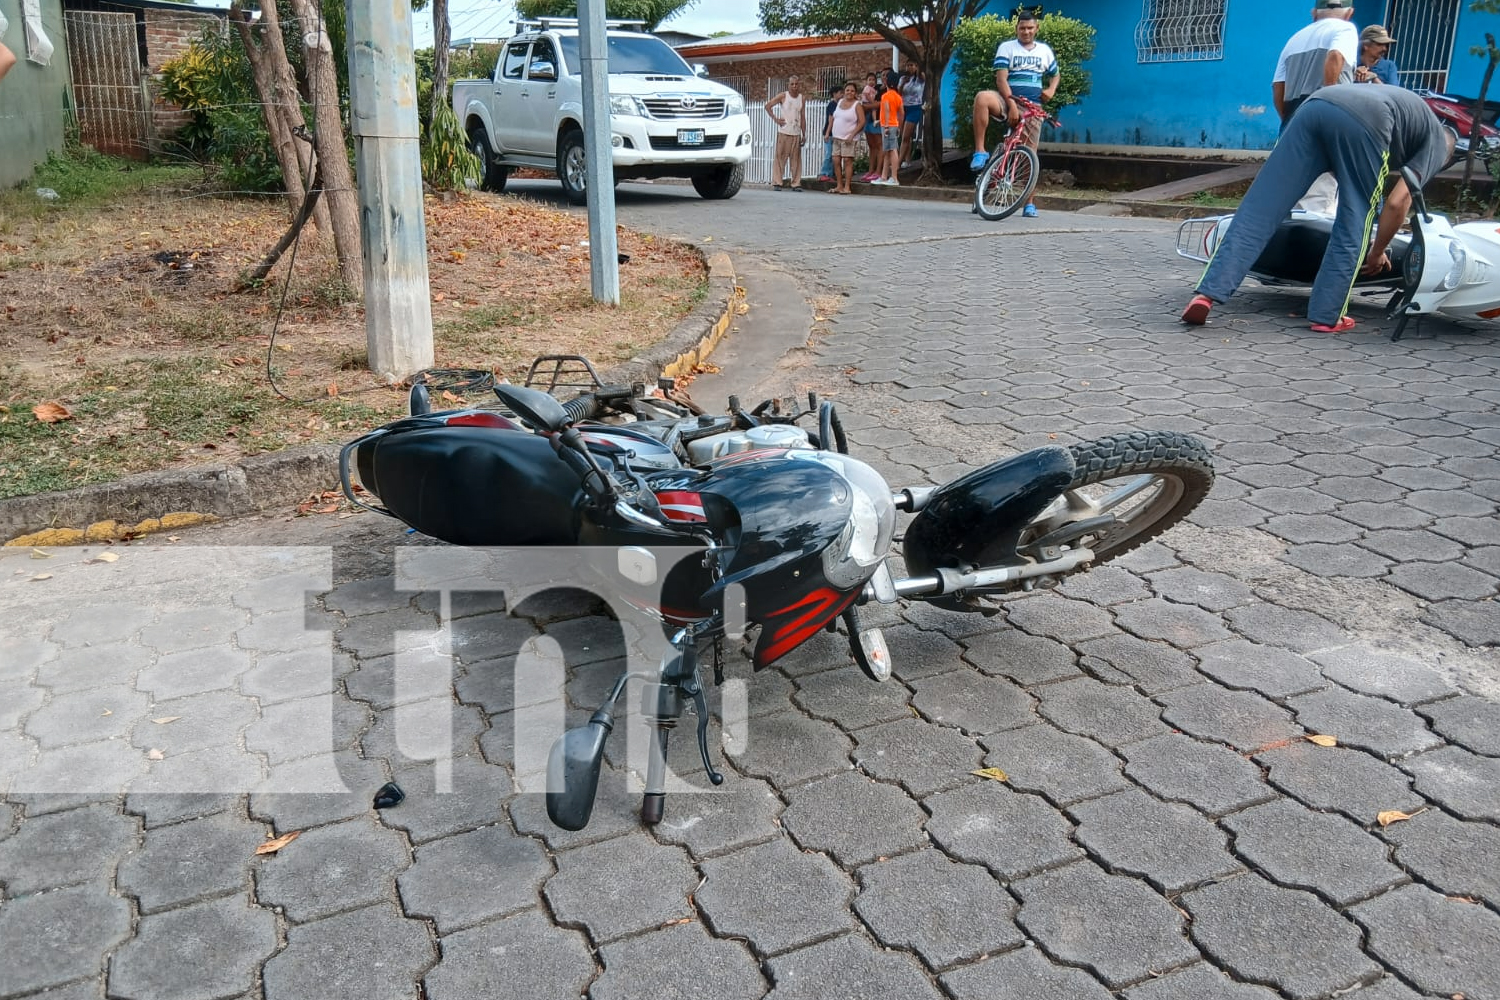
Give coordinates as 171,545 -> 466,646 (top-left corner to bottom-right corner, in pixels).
1018,430 -> 1214,575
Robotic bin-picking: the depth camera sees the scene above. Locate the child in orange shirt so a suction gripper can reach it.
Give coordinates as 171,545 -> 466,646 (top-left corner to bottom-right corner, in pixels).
874,69 -> 904,185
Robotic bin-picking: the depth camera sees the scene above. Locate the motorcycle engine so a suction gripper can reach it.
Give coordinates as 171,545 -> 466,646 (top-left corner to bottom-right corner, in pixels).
685,424 -> 813,465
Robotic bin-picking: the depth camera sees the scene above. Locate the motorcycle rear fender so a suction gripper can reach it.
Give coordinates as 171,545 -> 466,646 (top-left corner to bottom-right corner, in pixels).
903,446 -> 1075,576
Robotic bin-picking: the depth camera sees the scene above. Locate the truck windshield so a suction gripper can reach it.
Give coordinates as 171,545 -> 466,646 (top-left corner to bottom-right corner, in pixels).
556,34 -> 695,75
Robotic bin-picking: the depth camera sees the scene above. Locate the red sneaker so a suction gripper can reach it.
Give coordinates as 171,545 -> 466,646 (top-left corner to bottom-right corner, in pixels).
1180,294 -> 1213,325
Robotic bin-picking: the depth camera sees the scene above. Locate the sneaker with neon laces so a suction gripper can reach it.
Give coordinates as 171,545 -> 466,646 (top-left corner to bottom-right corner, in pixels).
1022,203 -> 1038,217
969,151 -> 989,171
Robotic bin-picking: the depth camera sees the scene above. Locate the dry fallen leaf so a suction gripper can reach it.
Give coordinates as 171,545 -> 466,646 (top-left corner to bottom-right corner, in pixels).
1306,734 -> 1338,748
90,551 -> 120,564
255,830 -> 301,855
971,767 -> 1009,782
33,400 -> 74,423
30,548 -> 51,559
151,716 -> 182,725
29,574 -> 53,581
147,749 -> 165,761
1377,808 -> 1427,828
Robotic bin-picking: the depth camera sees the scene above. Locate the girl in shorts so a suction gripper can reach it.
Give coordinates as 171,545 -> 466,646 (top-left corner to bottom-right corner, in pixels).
875,69 -> 904,185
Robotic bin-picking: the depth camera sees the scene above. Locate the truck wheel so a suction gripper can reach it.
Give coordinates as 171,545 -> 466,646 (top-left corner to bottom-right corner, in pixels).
558,129 -> 588,205
468,126 -> 508,193
692,163 -> 744,200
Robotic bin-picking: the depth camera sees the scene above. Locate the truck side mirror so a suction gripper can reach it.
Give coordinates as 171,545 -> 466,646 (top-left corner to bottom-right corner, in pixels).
530,61 -> 556,81
693,63 -> 709,78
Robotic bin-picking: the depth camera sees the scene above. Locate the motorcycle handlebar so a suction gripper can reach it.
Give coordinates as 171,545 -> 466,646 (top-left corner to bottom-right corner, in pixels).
562,394 -> 603,424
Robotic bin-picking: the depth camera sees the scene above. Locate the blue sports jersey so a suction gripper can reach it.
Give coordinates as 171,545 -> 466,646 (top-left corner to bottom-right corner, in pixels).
992,38 -> 1059,99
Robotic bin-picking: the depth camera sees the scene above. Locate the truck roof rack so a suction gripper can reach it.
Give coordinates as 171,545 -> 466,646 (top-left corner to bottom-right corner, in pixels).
513,17 -> 648,32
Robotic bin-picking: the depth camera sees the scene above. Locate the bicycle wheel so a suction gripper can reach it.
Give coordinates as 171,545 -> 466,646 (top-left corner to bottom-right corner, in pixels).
974,145 -> 1040,221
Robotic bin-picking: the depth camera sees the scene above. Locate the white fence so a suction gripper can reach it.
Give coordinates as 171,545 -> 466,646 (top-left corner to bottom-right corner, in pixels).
745,101 -> 832,186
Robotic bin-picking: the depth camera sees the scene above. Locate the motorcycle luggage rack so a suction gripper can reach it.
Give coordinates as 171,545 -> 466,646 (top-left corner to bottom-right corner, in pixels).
525,355 -> 606,395
1174,218 -> 1217,264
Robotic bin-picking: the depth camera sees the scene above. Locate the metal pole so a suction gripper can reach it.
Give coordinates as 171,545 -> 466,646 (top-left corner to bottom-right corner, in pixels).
578,0 -> 620,305
347,0 -> 435,381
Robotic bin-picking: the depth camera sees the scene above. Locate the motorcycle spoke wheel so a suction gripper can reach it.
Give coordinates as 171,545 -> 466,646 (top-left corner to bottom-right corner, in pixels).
1021,431 -> 1214,575
974,146 -> 1039,221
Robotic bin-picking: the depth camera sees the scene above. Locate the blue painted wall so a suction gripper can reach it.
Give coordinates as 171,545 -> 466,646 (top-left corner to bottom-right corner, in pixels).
951,1 -> 1500,152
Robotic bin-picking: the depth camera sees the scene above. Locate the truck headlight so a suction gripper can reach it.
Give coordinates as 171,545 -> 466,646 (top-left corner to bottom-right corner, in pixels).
725,94 -> 745,115
1438,237 -> 1469,292
610,95 -> 642,117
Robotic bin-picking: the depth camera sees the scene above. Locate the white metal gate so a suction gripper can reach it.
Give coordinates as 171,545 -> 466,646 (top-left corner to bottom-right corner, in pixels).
1384,0 -> 1460,93
747,90 -> 831,186
64,10 -> 152,159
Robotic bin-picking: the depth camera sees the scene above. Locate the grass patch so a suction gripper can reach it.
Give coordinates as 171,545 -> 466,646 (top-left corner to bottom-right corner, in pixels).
0,146 -> 198,225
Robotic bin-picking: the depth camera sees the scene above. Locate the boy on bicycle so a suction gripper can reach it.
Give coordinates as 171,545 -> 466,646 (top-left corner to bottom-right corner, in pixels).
970,6 -> 1058,217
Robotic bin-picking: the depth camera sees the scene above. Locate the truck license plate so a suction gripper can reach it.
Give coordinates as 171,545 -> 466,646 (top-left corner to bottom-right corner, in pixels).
677,129 -> 705,145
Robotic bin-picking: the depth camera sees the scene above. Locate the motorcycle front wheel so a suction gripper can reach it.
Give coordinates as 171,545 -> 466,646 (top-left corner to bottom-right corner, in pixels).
1018,430 -> 1214,575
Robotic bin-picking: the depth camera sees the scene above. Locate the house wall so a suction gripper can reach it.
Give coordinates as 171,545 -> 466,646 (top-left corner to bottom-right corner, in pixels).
692,44 -> 896,101
1447,5 -> 1500,98
0,0 -> 73,187
141,6 -> 222,138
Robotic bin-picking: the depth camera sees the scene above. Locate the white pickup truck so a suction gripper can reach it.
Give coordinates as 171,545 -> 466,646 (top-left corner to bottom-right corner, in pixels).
453,19 -> 753,204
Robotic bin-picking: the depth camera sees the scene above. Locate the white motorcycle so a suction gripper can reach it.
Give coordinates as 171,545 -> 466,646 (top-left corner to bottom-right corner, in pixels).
1175,167 -> 1500,340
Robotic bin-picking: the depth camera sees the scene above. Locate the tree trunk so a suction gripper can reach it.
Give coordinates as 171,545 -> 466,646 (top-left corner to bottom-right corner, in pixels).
918,46 -> 949,186
1462,33 -> 1500,191
229,1 -> 330,235
431,0 -> 451,126
286,0 -> 363,292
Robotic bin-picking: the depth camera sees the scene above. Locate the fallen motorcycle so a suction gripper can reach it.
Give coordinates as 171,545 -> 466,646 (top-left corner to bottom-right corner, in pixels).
1175,166 -> 1500,340
1416,88 -> 1500,168
341,356 -> 1213,829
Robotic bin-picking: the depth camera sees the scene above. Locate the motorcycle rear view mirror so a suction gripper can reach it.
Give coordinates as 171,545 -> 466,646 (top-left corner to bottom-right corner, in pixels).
494,384 -> 571,433
1401,166 -> 1431,224
545,712 -> 613,831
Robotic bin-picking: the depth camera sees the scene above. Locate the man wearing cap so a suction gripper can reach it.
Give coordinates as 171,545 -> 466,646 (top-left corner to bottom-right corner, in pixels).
1356,25 -> 1399,86
1180,85 -> 1451,334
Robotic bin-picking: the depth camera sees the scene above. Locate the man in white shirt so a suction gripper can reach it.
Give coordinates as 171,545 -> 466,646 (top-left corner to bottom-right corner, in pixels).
1271,0 -> 1358,213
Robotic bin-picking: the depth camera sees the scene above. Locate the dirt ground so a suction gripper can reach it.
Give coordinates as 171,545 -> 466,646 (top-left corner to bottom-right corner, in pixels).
0,180 -> 707,500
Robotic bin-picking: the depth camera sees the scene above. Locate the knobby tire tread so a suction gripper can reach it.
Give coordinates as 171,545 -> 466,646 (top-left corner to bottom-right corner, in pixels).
1064,430 -> 1215,565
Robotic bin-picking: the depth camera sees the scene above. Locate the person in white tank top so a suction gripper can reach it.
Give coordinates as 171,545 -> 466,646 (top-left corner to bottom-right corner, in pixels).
765,76 -> 807,190
824,80 -> 866,194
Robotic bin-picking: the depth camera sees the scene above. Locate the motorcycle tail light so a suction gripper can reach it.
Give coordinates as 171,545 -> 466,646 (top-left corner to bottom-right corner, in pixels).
445,411 -> 522,429
1438,238 -> 1469,292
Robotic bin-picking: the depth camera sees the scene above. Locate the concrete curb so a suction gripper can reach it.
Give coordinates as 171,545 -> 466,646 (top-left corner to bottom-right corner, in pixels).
1,251 -> 744,546
802,176 -> 1199,219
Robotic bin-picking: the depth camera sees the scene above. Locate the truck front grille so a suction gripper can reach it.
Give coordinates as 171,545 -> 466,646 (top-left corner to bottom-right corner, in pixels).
642,98 -> 727,120
648,134 -> 729,151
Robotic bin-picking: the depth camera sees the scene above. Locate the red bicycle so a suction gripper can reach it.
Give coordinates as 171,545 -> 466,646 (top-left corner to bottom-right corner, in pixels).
974,97 -> 1056,221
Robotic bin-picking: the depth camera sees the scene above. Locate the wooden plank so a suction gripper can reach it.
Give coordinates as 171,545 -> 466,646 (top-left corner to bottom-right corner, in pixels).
1115,162 -> 1261,202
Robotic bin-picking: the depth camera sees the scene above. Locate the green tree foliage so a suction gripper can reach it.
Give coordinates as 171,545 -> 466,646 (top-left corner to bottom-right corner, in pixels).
514,0 -> 699,30
949,10 -> 1094,154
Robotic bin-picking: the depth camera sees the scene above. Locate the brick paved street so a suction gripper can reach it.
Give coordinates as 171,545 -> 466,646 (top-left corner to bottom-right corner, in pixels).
1,181 -> 1497,999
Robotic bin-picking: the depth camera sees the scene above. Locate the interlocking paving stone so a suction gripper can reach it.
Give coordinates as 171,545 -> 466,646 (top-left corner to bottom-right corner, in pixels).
240,648 -> 347,706
508,766 -> 646,851
396,824 -> 551,933
1223,604 -> 1347,653
696,839 -> 854,955
725,710 -> 854,787
923,781 -> 1081,879
853,849 -> 1022,970
1121,963 -> 1282,999
51,602 -> 157,646
137,607 -> 250,655
264,903 -> 435,1000
1285,687 -> 1442,758
247,749 -> 387,832
116,811 -> 266,913
1422,597 -> 1500,648
0,805 -> 138,894
1034,676 -> 1169,744
1387,561 -> 1499,602
246,694 -> 370,765
129,690 -> 259,756
1005,593 -> 1118,643
1282,542 -> 1395,578
1311,645 -> 1457,705
962,629 -> 1082,685
764,932 -> 945,1000
1181,873 -> 1378,1000
1352,883 -> 1500,999
1191,639 -> 1324,699
332,607 -> 443,662
1359,528 -> 1466,564
254,816 -> 411,923
0,636 -> 56,683
592,921 -> 767,1000
1057,565 -> 1152,606
380,754 -> 513,844
850,716 -> 983,797
779,770 -> 928,866
792,666 -> 914,731
12,741 -> 147,815
1075,633 -> 1200,693
1148,567 -> 1254,613
0,883 -> 132,996
650,777 -> 784,859
908,669 -> 1033,735
980,723 -> 1129,806
1113,599 -> 1230,649
322,576 -> 414,617
0,681 -> 45,732
1121,733 -> 1276,816
941,944 -> 1113,1000
1417,694 -> 1500,755
24,684 -> 150,748
887,618 -> 990,673
543,832 -> 697,942
1014,860 -> 1199,988
1400,745 -> 1500,821
1222,799 -> 1406,906
1156,685 -> 1301,752
1382,807 -> 1500,902
107,894 -> 277,1000
1258,742 -> 1424,824
135,647 -> 257,701
1069,789 -> 1239,892
360,697 -> 485,766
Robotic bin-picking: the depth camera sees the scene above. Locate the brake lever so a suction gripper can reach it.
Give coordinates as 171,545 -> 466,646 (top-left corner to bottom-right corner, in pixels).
688,681 -> 724,786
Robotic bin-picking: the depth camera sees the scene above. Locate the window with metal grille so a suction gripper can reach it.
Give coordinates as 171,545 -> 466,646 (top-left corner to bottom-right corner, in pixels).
1135,0 -> 1227,63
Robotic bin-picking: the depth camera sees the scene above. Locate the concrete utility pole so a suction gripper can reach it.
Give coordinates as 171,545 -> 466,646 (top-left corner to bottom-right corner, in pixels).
579,0 -> 620,305
347,0 -> 435,381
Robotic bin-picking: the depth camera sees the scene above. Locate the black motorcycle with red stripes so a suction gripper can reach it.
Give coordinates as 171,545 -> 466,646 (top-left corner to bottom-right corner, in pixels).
341,357 -> 1213,830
